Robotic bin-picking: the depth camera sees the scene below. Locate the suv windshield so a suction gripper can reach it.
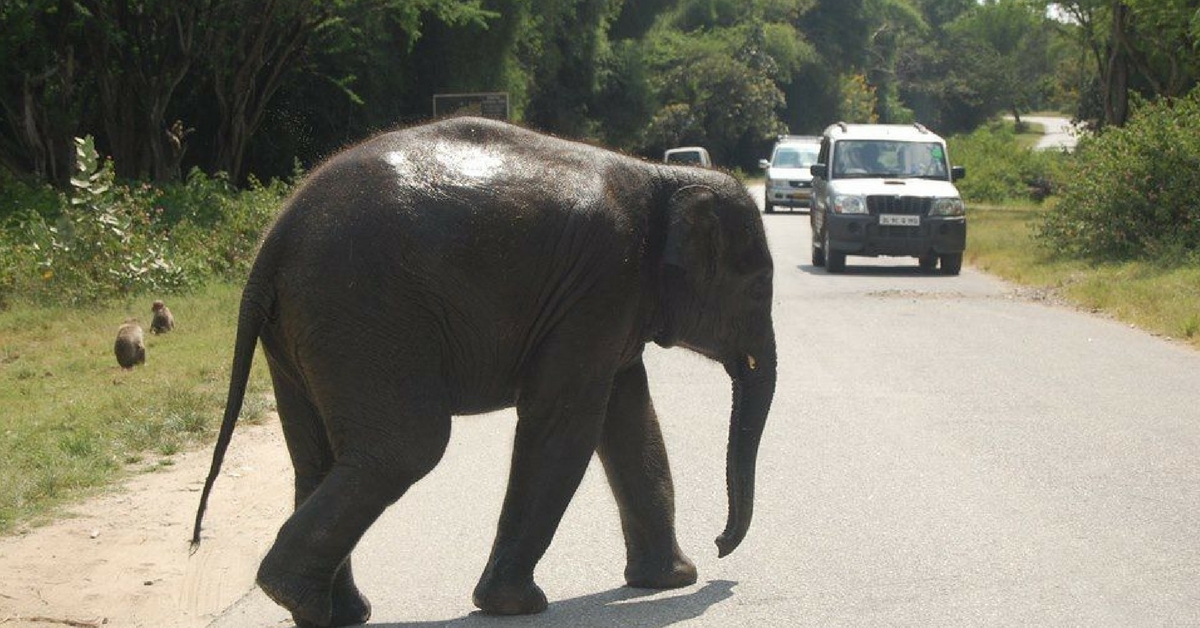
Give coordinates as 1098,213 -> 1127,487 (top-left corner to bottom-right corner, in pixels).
772,145 -> 819,168
832,140 -> 948,180
667,151 -> 704,165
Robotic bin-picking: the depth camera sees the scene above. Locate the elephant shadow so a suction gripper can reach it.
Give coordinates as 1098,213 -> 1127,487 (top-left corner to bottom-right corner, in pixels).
350,580 -> 737,628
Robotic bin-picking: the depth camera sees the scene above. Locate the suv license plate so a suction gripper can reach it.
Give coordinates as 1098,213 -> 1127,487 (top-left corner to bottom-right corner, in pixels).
879,214 -> 920,227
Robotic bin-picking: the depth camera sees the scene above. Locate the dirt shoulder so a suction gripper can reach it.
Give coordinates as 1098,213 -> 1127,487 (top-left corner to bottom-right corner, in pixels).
0,416 -> 291,627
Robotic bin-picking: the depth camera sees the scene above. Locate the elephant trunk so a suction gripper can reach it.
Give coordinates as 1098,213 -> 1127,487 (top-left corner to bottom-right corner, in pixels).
715,335 -> 777,558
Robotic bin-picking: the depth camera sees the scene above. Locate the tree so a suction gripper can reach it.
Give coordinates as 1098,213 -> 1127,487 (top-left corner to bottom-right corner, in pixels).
0,0 -> 84,186
203,0 -> 494,182
948,0 -> 1056,127
638,1 -> 800,166
74,0 -> 210,182
863,0 -> 927,123
800,0 -> 926,125
520,0 -> 624,137
1047,0 -> 1200,127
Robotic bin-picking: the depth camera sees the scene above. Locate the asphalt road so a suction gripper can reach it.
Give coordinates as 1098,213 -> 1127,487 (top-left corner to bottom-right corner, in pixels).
1023,115 -> 1079,151
212,186 -> 1199,627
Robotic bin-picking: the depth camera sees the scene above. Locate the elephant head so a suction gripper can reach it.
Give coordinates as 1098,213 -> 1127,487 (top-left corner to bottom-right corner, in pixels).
657,181 -> 777,556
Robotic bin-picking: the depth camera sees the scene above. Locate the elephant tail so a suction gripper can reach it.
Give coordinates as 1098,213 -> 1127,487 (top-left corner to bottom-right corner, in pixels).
190,286 -> 270,551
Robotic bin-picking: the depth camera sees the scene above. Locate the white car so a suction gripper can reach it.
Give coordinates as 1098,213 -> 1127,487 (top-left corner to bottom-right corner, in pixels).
759,135 -> 821,213
663,146 -> 712,168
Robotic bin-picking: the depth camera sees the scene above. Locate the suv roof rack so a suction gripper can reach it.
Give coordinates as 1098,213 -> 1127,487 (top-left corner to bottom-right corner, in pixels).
913,122 -> 929,134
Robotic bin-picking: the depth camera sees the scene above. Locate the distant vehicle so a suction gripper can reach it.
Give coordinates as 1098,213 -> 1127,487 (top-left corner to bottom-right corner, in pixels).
663,146 -> 712,168
759,135 -> 821,213
809,122 -> 967,275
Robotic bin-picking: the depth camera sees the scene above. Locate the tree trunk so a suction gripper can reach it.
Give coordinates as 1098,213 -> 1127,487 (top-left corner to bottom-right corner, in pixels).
81,0 -> 200,182
1103,2 -> 1130,127
211,1 -> 320,183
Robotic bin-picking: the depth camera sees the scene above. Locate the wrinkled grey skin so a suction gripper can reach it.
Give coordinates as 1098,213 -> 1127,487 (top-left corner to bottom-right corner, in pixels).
192,117 -> 777,628
114,319 -> 145,369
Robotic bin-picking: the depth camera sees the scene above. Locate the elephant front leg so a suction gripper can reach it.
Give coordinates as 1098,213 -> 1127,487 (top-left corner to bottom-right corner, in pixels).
597,358 -> 697,589
472,382 -> 610,615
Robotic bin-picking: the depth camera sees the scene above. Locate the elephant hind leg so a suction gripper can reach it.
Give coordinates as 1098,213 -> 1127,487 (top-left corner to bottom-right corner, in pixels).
270,364 -> 373,627
261,369 -> 451,627
596,358 -> 696,589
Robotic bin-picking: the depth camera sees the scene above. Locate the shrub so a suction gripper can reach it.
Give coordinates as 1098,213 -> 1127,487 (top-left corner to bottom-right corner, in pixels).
0,138 -> 288,307
1037,89 -> 1200,261
946,122 -> 1067,204
160,170 -> 286,281
3,138 -> 188,304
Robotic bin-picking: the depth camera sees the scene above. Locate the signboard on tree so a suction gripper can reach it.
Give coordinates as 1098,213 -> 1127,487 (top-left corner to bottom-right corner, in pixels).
432,92 -> 510,120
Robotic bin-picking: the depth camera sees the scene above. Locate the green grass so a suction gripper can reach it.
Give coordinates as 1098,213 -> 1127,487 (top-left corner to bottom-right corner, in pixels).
0,282 -> 272,534
968,204 -> 1200,350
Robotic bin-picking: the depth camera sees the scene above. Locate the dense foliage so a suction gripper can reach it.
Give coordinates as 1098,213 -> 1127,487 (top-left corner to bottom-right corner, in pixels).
3,0 -> 1111,185
0,139 -> 286,307
947,122 -> 1067,204
1037,88 -> 1200,261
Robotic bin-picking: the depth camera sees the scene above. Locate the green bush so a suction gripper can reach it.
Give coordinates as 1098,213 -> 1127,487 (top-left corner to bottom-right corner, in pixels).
1037,89 -> 1200,261
163,171 -> 287,281
0,138 -> 288,307
946,122 -> 1067,204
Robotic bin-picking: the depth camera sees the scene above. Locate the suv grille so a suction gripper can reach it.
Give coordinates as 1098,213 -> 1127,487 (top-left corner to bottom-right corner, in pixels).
866,195 -> 931,216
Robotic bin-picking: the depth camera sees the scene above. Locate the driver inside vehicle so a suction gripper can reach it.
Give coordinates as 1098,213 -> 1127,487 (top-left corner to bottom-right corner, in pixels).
837,142 -> 883,176
835,145 -> 864,175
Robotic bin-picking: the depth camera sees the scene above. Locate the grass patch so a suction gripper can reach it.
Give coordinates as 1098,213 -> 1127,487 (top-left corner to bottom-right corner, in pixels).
0,282 -> 272,535
968,204 -> 1200,350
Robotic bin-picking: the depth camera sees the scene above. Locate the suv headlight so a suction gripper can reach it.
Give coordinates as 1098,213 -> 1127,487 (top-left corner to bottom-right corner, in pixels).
931,197 -> 965,216
831,194 -> 867,214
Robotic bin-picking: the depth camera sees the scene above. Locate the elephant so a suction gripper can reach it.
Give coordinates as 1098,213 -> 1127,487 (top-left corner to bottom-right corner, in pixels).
191,116 -> 777,627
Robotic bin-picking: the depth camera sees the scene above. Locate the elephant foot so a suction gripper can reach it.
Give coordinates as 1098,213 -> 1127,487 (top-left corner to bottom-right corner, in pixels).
257,564 -> 331,628
294,582 -> 371,628
472,577 -> 548,615
625,553 -> 697,589
258,560 -> 371,627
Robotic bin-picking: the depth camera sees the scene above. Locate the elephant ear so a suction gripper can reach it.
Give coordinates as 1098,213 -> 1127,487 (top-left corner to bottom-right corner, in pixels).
664,184 -> 723,279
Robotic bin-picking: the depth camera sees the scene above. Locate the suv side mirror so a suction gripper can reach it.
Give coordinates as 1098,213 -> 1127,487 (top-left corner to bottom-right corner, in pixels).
758,159 -> 771,170
810,163 -> 827,179
951,165 -> 966,181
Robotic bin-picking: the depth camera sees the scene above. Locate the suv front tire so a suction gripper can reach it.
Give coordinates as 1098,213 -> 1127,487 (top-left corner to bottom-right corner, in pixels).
823,230 -> 846,273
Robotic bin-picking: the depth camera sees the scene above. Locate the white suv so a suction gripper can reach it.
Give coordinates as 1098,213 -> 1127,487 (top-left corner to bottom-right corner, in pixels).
809,122 -> 967,274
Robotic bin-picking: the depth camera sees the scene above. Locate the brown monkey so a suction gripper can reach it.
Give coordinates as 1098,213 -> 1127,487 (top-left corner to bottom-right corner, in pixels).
150,300 -> 175,334
114,319 -> 146,369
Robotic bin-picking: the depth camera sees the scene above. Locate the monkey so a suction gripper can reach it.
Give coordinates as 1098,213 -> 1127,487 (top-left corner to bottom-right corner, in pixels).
150,300 -> 175,334
114,319 -> 146,369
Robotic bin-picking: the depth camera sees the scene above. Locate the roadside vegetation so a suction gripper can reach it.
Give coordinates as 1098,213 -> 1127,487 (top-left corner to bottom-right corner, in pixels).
961,89 -> 1200,351
0,145 -> 284,535
968,206 -> 1200,349
0,283 -> 273,535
